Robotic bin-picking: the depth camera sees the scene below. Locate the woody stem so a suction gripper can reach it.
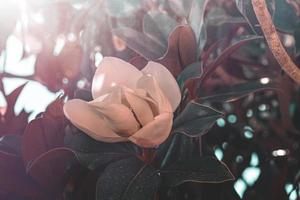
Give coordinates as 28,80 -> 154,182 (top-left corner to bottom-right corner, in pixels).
251,0 -> 300,84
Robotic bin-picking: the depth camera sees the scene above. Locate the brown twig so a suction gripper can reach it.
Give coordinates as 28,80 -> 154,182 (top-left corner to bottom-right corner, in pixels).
251,0 -> 300,84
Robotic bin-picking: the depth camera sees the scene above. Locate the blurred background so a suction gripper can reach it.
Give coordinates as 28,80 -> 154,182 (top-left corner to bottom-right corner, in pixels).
1,0 -> 300,199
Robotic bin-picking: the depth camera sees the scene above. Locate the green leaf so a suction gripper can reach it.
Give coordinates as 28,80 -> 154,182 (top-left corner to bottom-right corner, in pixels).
294,22 -> 300,54
64,127 -> 136,153
156,133 -> 194,169
235,0 -> 275,34
177,62 -> 203,89
273,0 -> 299,33
202,35 -> 263,81
113,27 -> 165,60
96,157 -> 161,200
168,0 -> 194,18
104,0 -> 142,18
236,0 -> 297,33
199,81 -> 280,102
188,0 -> 209,55
173,101 -> 223,137
75,151 -> 132,171
143,11 -> 177,48
235,0 -> 258,33
64,129 -> 137,170
207,7 -> 247,26
160,156 -> 234,187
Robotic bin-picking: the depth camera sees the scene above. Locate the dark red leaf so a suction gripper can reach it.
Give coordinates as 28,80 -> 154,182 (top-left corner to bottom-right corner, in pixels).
200,36 -> 263,84
27,148 -> 76,196
129,56 -> 148,70
58,41 -> 82,81
178,25 -> 197,67
22,96 -> 67,167
4,83 -> 27,120
45,96 -> 65,120
1,110 -> 31,136
22,116 -> 65,168
159,25 -> 197,77
0,84 -> 30,136
0,135 -> 21,155
34,46 -> 63,92
0,151 -> 48,200
201,39 -> 225,68
35,41 -> 82,92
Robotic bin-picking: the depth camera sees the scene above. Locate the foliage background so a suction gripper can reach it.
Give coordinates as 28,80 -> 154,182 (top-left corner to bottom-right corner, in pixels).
0,0 -> 300,199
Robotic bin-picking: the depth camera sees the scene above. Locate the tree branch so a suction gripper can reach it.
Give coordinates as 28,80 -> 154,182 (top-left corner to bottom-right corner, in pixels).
252,0 -> 300,84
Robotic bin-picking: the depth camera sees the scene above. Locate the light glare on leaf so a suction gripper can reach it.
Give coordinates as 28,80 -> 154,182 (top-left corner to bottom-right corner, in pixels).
272,149 -> 289,157
234,179 -> 247,198
260,77 -> 270,84
95,52 -> 103,67
53,36 -> 66,56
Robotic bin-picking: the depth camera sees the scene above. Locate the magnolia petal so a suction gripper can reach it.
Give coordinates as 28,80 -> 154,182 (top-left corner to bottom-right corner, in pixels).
128,113 -> 173,148
133,88 -> 160,116
92,57 -> 143,99
92,86 -> 123,105
63,99 -> 127,142
123,90 -> 154,126
137,75 -> 172,114
142,61 -> 181,111
90,102 -> 140,137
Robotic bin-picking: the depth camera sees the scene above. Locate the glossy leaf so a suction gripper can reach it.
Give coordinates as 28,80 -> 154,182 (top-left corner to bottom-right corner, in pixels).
273,0 -> 299,33
34,47 -> 62,92
22,97 -> 66,168
0,135 -> 21,155
44,96 -> 65,119
0,151 -> 48,199
0,84 -> 30,136
160,156 -> 234,186
159,25 -> 197,77
199,81 -> 280,102
188,0 -> 209,54
201,36 -> 263,83
173,101 -> 223,137
235,0 -> 275,34
176,26 -> 197,67
156,133 -> 194,169
96,157 -> 161,200
35,41 -> 82,92
27,147 -> 76,195
75,151 -> 132,171
143,11 -> 177,47
113,27 -> 165,60
295,22 -> 300,54
129,55 -> 148,70
168,0 -> 193,17
177,62 -> 203,89
4,83 -> 27,119
22,117 -> 65,168
64,127 -> 137,154
64,127 -> 137,170
72,171 -> 98,200
104,0 -> 142,18
74,89 -> 93,101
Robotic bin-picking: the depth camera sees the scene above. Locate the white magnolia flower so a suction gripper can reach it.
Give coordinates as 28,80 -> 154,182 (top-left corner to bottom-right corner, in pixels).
63,57 -> 181,148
